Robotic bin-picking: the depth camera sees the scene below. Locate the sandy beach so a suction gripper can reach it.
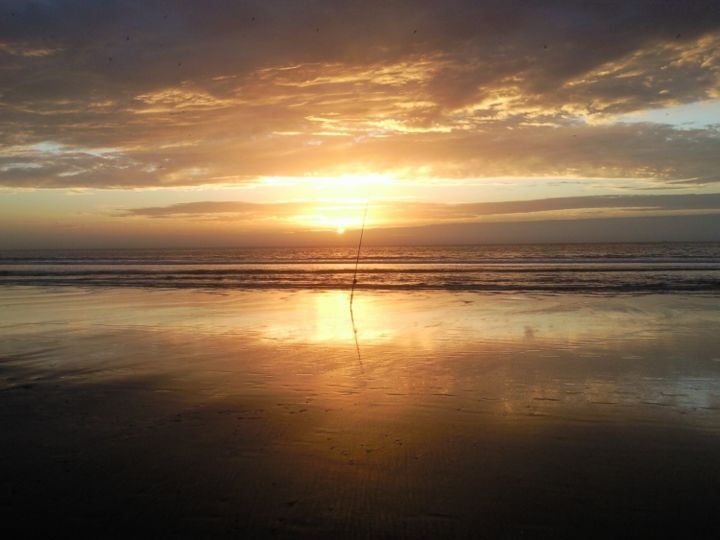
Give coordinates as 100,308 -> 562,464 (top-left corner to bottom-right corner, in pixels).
1,286 -> 720,538
4,0 -> 720,536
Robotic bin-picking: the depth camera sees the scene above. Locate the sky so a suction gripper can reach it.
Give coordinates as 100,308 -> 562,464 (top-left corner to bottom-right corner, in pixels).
1,0 -> 720,247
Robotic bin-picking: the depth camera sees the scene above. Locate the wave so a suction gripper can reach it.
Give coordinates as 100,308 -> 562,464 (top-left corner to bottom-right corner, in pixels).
2,264 -> 720,275
2,243 -> 720,266
1,267 -> 719,293
2,244 -> 719,293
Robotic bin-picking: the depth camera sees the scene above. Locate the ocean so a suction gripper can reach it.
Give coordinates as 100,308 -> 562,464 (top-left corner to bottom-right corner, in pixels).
3,243 -> 720,537
2,243 -> 720,293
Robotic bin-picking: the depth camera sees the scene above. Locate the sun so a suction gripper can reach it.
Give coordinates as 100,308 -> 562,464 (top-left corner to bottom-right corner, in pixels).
289,200 -> 372,233
259,174 -> 391,232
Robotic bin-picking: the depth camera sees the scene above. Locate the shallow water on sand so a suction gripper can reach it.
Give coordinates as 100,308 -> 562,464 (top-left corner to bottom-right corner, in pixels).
2,287 -> 720,538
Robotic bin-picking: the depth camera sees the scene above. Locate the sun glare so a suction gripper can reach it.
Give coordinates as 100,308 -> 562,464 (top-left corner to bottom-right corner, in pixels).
288,181 -> 380,232
262,173 -> 393,196
260,174 -> 390,232
292,210 -> 364,232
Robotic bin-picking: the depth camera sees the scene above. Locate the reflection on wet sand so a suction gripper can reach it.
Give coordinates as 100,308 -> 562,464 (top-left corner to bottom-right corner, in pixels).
2,287 -> 720,538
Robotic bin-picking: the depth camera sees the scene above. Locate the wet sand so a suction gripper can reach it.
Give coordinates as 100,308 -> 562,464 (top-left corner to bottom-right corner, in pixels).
2,287 -> 720,538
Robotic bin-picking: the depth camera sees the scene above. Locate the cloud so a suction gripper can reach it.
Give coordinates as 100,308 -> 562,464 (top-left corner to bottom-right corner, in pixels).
378,214 -> 720,245
122,193 -> 720,227
121,201 -> 304,219
1,1 -> 720,188
5,203 -> 720,250
0,41 -> 61,57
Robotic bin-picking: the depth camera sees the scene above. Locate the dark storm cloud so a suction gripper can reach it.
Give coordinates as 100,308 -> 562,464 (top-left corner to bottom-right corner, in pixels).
1,0 -> 720,187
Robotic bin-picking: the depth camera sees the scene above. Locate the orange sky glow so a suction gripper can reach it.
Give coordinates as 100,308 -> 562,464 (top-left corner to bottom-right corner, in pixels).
1,1 -> 720,246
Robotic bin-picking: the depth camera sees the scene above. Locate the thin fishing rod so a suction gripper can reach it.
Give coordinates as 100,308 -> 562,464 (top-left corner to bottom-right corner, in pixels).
349,298 -> 364,370
350,201 -> 369,306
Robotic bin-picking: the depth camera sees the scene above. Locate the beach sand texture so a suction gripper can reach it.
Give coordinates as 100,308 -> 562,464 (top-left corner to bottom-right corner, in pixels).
2,287 -> 720,538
